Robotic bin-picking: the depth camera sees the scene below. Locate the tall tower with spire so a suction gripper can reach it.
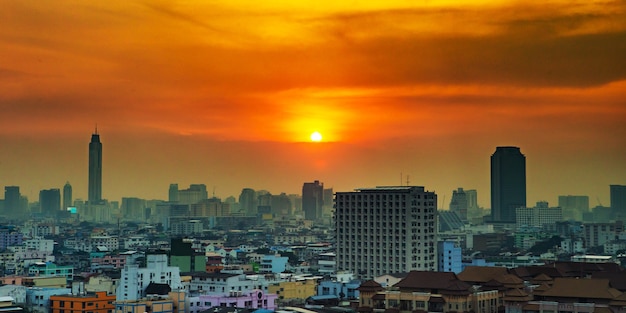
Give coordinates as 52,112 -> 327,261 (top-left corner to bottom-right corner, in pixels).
88,127 -> 103,204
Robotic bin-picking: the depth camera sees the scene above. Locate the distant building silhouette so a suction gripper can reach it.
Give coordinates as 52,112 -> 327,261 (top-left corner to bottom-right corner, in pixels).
168,183 -> 179,202
611,185 -> 626,220
490,146 -> 526,224
177,184 -> 208,205
239,188 -> 257,216
88,129 -> 103,204
3,186 -> 26,219
449,188 -> 468,221
62,182 -> 72,210
39,188 -> 61,217
558,195 -> 589,221
335,186 -> 437,279
302,180 -> 324,220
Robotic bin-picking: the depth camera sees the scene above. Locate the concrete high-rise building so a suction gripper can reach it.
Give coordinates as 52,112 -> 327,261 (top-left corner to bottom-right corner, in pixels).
62,182 -> 72,210
558,195 -> 589,221
611,185 -> 626,219
169,183 -> 179,202
302,180 -> 324,220
40,188 -> 61,217
88,129 -> 103,204
178,184 -> 208,205
335,186 -> 437,279
449,188 -> 468,221
239,188 -> 257,216
490,146 -> 526,224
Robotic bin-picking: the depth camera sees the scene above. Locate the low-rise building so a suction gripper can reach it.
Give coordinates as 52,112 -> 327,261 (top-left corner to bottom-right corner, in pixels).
49,291 -> 115,313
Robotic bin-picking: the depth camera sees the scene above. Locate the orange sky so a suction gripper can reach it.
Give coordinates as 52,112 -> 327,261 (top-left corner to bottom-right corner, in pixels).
1,0 -> 625,208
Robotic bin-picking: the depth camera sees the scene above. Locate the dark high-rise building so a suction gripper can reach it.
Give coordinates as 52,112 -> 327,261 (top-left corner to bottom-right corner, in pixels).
302,180 -> 323,220
611,185 -> 626,220
490,146 -> 526,223
63,182 -> 72,210
3,186 -> 22,217
88,129 -> 103,204
239,188 -> 257,216
40,188 -> 61,217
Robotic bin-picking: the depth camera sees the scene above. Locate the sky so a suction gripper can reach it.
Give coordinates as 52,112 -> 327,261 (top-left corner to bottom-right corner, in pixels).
1,0 -> 625,209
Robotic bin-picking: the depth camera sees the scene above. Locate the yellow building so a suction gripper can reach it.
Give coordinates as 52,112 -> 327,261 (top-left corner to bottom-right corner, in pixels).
269,279 -> 317,301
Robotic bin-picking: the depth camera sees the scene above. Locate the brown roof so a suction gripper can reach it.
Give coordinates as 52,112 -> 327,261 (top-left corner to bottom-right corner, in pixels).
510,266 -> 564,280
593,271 -> 626,292
440,281 -> 472,296
458,266 -> 509,284
482,279 -> 506,291
359,280 -> 384,292
394,271 -> 468,292
502,288 -> 532,302
499,274 -> 524,288
530,273 -> 553,284
532,283 -> 551,295
546,261 -> 622,278
540,278 -> 623,300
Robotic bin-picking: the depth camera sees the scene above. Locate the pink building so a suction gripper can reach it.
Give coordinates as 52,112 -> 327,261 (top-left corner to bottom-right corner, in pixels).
197,290 -> 277,310
91,255 -> 127,270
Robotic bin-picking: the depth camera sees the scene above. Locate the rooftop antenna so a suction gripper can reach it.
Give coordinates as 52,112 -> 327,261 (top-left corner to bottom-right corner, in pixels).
95,123 -> 98,135
406,175 -> 410,186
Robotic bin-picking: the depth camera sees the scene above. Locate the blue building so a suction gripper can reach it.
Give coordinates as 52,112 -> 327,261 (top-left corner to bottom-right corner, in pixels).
317,280 -> 361,300
259,255 -> 288,274
437,241 -> 462,274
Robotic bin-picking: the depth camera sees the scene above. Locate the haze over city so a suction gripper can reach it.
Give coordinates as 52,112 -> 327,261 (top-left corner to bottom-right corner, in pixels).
1,1 -> 625,206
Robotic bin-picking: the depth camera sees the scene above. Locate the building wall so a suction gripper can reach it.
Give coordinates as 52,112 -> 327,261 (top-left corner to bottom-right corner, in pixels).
50,291 -> 115,313
335,186 -> 437,279
269,279 -> 317,300
437,241 -> 462,273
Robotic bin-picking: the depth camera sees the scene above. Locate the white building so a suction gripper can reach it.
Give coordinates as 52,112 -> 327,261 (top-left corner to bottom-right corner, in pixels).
335,186 -> 438,279
24,238 -> 55,253
116,254 -> 183,301
515,201 -> 562,229
90,236 -> 119,251
317,252 -> 336,275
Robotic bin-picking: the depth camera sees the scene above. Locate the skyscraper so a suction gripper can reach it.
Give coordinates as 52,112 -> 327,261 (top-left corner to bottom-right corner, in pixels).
490,146 -> 526,224
302,180 -> 324,220
40,188 -> 61,217
239,188 -> 257,216
610,185 -> 626,219
63,182 -> 72,210
3,186 -> 24,218
88,129 -> 103,204
335,186 -> 437,279
169,184 -> 179,202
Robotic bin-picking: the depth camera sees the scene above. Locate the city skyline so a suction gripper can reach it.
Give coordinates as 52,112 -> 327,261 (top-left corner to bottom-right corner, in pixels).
1,1 -> 625,207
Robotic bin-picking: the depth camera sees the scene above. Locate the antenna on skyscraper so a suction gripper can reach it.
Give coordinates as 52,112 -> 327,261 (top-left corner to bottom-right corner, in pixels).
406,175 -> 410,186
95,123 -> 98,135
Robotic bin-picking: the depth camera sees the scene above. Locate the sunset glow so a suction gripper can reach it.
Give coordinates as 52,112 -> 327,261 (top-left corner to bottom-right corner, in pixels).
310,132 -> 323,142
0,0 -> 625,205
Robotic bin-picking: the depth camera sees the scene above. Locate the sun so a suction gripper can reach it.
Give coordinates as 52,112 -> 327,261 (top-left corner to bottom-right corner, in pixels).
310,131 -> 322,142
